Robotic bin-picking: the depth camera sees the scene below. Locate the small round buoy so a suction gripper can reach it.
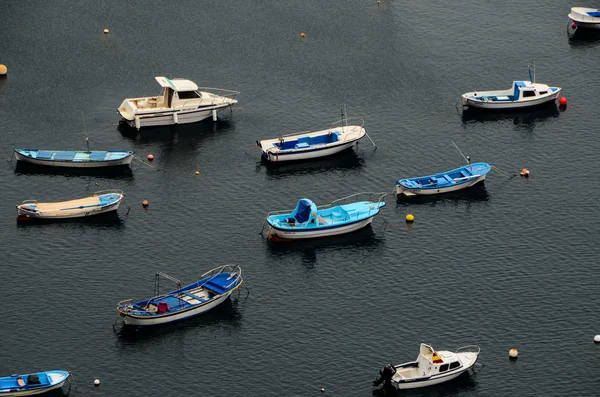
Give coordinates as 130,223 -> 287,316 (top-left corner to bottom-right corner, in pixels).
572,22 -> 577,28
405,214 -> 414,223
103,28 -> 109,34
142,200 -> 149,207
147,154 -> 154,161
594,335 -> 600,343
321,388 -> 325,393
195,171 -> 200,175
520,168 -> 529,177
300,33 -> 305,37
0,64 -> 7,75
509,348 -> 518,359
559,97 -> 567,106
94,379 -> 100,386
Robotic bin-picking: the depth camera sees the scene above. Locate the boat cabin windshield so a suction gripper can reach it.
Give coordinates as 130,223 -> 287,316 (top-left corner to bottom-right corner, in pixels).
177,91 -> 201,100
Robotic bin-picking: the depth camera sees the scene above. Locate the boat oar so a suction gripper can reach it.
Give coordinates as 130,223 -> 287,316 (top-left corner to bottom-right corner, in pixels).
451,140 -> 470,164
365,129 -> 377,149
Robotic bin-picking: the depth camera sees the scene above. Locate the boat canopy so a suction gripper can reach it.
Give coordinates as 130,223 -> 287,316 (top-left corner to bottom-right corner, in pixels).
291,199 -> 318,223
155,76 -> 198,92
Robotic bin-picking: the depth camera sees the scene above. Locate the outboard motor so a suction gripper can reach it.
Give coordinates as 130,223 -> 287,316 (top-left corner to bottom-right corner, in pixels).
373,364 -> 396,388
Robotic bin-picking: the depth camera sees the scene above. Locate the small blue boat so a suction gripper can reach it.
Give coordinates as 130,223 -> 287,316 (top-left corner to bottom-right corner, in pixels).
117,265 -> 244,327
395,162 -> 491,197
0,370 -> 71,396
14,149 -> 135,168
264,192 -> 386,241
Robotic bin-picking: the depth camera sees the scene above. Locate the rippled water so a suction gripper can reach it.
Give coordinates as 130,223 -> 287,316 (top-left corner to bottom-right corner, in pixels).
1,1 -> 600,396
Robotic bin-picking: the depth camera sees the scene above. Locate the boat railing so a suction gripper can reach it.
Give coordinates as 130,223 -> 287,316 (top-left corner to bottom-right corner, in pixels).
456,345 -> 481,355
197,87 -> 240,102
20,200 -> 38,205
93,189 -> 124,196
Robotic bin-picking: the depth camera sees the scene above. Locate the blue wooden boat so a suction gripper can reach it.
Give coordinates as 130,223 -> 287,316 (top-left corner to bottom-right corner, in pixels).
395,162 -> 491,197
14,149 -> 135,168
116,265 -> 244,327
264,192 -> 386,241
0,370 -> 71,396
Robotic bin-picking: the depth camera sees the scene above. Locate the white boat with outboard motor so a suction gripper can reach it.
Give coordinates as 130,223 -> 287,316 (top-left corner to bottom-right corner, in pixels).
569,7 -> 600,29
118,76 -> 239,129
461,67 -> 561,110
373,343 -> 481,390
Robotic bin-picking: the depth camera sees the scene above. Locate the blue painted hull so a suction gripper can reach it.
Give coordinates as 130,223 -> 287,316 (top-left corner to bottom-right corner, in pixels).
396,163 -> 491,197
0,370 -> 71,396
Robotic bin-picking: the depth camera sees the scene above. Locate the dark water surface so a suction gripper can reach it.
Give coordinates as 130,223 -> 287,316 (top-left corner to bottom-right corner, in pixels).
1,1 -> 600,396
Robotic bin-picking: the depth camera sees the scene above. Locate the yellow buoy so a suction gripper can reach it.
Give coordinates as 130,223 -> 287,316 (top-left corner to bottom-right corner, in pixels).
300,33 -> 306,37
509,348 -> 518,359
0,64 -> 7,75
405,214 -> 414,223
195,171 -> 200,175
103,28 -> 109,34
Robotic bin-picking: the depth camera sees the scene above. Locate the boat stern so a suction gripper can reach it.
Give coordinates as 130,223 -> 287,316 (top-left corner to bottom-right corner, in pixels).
117,99 -> 136,121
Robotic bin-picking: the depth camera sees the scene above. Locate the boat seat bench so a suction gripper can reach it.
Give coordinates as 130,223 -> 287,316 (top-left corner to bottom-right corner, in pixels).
181,290 -> 206,302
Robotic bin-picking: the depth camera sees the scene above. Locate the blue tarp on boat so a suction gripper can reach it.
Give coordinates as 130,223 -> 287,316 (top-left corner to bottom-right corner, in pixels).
292,199 -> 314,223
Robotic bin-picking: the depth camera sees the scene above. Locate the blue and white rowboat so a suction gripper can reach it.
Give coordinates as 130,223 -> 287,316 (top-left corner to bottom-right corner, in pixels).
0,370 -> 71,396
16,190 -> 124,220
14,149 -> 134,168
395,163 -> 491,197
117,265 -> 244,327
264,192 -> 386,241
257,117 -> 367,162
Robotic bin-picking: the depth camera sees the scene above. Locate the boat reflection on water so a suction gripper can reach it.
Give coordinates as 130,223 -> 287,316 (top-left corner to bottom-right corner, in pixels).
567,21 -> 600,43
266,225 -> 385,269
396,183 -> 490,206
372,369 -> 479,397
117,117 -> 235,144
16,210 -> 125,227
115,297 -> 244,343
259,148 -> 364,178
461,102 -> 560,128
13,160 -> 134,178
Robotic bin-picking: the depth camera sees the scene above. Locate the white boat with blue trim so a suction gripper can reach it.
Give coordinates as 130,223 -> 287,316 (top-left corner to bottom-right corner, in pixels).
117,265 -> 243,327
461,69 -> 561,110
257,117 -> 370,162
395,162 -> 491,197
118,76 -> 239,129
264,192 -> 386,241
16,190 -> 124,221
0,370 -> 71,396
373,343 -> 480,390
569,7 -> 600,29
14,149 -> 134,168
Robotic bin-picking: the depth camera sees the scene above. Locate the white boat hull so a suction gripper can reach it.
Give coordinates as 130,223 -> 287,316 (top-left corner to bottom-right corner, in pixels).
1,373 -> 70,396
395,368 -> 468,390
14,152 -> 133,168
264,141 -> 356,162
17,201 -> 121,220
268,217 -> 373,240
462,91 -> 560,109
122,104 -> 232,129
122,292 -> 232,326
396,175 -> 486,197
569,8 -> 600,29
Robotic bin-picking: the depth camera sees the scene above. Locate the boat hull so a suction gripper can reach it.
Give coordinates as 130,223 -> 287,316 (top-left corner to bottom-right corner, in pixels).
263,141 -> 357,162
121,104 -> 233,129
396,175 -> 486,197
268,217 -> 374,241
121,292 -> 232,326
395,367 -> 469,390
14,152 -> 134,168
569,8 -> 600,29
17,201 -> 121,220
462,91 -> 560,109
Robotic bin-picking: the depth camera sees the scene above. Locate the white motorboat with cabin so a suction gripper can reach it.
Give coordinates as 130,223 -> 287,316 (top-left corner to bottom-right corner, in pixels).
373,343 -> 480,390
118,77 -> 239,129
569,7 -> 600,29
461,68 -> 561,110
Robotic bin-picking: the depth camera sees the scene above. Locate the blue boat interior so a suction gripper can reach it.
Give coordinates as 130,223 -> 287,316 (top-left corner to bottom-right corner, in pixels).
275,131 -> 341,150
397,162 -> 492,189
98,194 -> 122,206
15,149 -> 132,162
0,372 -> 54,390
587,11 -> 600,17
126,272 -> 240,317
267,198 -> 386,230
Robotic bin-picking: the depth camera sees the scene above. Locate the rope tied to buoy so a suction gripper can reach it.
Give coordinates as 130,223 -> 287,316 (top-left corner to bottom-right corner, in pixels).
491,165 -> 517,178
133,155 -> 155,167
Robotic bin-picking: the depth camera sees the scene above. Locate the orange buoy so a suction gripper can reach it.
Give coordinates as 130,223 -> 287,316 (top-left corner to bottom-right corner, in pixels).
142,200 -> 149,207
559,97 -> 567,106
300,33 -> 305,37
147,154 -> 154,161
520,168 -> 529,177
0,64 -> 7,75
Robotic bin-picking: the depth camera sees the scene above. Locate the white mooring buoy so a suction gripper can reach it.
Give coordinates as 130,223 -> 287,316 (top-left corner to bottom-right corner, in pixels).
94,379 -> 100,386
594,335 -> 600,343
